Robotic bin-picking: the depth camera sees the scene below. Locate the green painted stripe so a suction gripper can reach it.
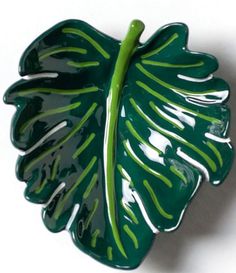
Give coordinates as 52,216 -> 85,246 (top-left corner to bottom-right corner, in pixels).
103,20 -> 145,259
35,178 -> 47,194
136,63 -> 219,96
123,139 -> 172,188
54,156 -> 97,220
142,60 -> 204,68
84,198 -> 99,229
136,81 -> 220,124
69,157 -> 96,191
20,101 -> 81,134
125,120 -> 162,154
72,133 -> 96,159
67,61 -> 100,68
74,162 -> 97,195
206,141 -> 223,167
121,200 -> 139,224
83,173 -> 98,199
123,224 -> 139,249
51,155 -> 61,180
117,164 -> 134,187
25,103 -> 97,173
34,155 -> 61,194
107,246 -> 113,261
141,33 -> 179,59
38,47 -> 87,61
18,86 -> 99,96
170,165 -> 188,184
130,98 -> 217,172
143,179 -> 173,219
149,101 -> 183,130
91,229 -> 100,248
62,28 -> 110,59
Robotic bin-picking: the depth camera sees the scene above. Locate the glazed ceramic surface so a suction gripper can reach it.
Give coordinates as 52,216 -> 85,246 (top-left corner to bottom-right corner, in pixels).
4,19 -> 234,269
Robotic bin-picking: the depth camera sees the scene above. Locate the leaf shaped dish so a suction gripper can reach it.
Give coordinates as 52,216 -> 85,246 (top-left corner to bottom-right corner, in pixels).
4,19 -> 234,269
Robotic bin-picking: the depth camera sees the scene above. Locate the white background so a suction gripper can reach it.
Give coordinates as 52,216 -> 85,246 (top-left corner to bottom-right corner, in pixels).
0,0 -> 236,272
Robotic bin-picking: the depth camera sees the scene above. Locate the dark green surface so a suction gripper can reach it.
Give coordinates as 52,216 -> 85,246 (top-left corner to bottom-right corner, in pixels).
4,19 -> 234,269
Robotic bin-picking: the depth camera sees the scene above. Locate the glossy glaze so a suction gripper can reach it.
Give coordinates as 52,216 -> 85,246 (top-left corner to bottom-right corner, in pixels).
4,19 -> 234,269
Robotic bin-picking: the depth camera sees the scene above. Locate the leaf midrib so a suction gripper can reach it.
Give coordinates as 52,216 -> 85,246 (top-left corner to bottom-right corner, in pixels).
103,20 -> 145,258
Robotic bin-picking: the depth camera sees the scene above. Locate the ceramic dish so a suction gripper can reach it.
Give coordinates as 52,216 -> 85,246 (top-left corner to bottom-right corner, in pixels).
4,19 -> 234,269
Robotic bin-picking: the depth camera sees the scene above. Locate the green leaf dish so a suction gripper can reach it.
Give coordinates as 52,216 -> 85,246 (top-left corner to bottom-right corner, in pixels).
4,19 -> 234,269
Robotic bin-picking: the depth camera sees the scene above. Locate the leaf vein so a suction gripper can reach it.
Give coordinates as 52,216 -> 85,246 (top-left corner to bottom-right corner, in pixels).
67,61 -> 100,68
62,28 -> 110,59
18,86 -> 99,96
141,33 -> 179,59
123,224 -> 139,249
123,139 -> 173,188
20,101 -> 81,134
125,119 -> 162,154
129,98 -> 217,172
136,81 -> 220,124
38,47 -> 87,61
83,173 -> 98,199
142,60 -> 204,68
136,63 -> 218,96
91,229 -> 100,248
54,156 -> 97,220
84,198 -> 99,229
73,133 -> 96,159
143,179 -> 173,219
24,103 -> 97,172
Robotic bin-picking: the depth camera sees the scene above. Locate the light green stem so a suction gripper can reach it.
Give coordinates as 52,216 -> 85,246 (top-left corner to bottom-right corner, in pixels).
103,20 -> 145,259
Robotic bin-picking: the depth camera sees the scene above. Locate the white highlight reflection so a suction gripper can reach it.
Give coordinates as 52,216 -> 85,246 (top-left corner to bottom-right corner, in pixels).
148,129 -> 171,153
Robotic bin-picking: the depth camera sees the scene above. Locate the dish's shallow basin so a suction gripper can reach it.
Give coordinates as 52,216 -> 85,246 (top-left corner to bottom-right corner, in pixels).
4,19 -> 234,269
